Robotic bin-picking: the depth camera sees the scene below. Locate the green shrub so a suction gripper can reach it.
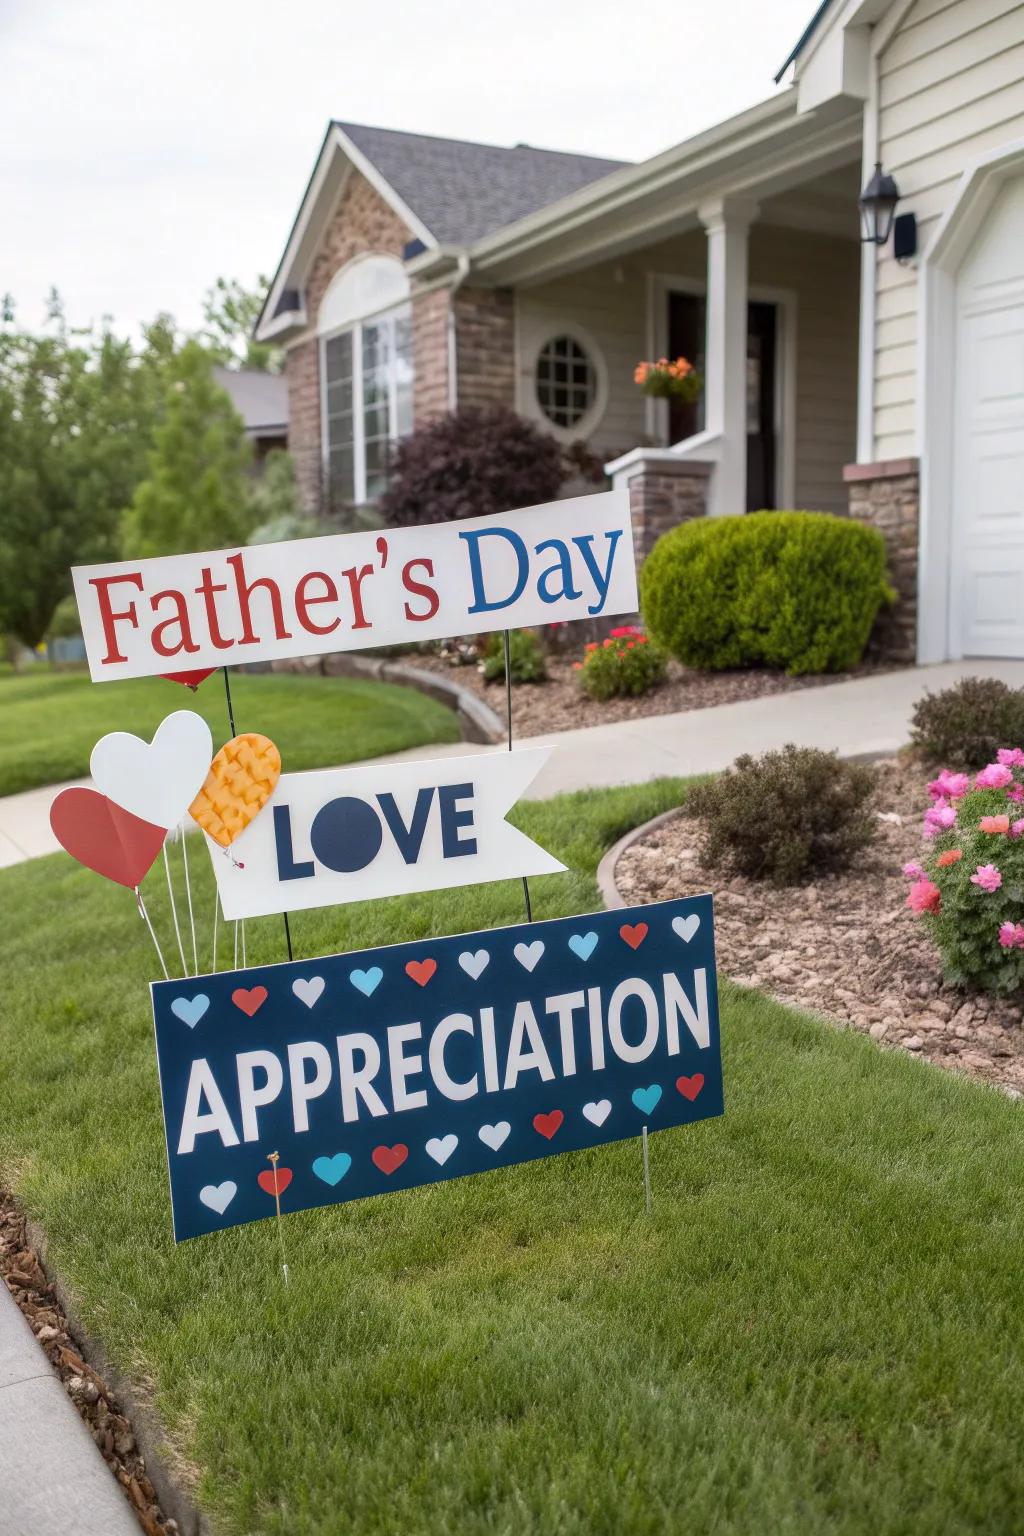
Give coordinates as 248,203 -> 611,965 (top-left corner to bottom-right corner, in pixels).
686,744 -> 877,885
639,511 -> 893,676
905,754 -> 1024,992
909,678 -> 1024,769
576,626 -> 667,700
481,629 -> 547,685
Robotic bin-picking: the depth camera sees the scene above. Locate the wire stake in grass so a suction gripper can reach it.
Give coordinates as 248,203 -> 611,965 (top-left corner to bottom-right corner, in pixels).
135,887 -> 169,980
267,1151 -> 290,1287
642,1125 -> 652,1215
180,820 -> 198,977
502,628 -> 534,926
163,842 -> 188,978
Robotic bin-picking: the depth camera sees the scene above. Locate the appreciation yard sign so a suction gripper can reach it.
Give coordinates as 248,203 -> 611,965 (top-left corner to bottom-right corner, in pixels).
72,489 -> 635,681
152,896 -> 722,1240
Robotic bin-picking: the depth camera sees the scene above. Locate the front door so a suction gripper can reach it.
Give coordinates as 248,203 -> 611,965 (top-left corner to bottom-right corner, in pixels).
668,292 -> 778,511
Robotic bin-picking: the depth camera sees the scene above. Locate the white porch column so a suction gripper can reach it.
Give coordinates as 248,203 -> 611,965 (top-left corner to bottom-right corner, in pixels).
698,196 -> 758,517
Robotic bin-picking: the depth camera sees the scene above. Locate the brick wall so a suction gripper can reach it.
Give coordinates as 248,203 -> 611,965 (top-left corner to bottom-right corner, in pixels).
843,457 -> 920,663
411,288 -> 450,426
453,286 -> 516,411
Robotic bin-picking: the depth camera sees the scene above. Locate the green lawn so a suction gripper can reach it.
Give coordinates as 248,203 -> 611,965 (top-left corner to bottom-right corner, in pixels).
2,781 -> 1023,1535
0,667 -> 459,796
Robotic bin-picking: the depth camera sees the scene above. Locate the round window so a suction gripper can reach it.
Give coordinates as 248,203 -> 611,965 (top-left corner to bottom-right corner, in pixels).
535,335 -> 596,429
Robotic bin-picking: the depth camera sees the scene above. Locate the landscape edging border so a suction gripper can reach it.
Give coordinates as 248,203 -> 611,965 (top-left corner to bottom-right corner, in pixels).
596,807 -> 684,911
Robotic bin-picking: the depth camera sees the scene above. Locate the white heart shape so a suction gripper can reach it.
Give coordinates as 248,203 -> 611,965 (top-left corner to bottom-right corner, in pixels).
478,1122 -> 511,1152
292,976 -> 325,1008
672,914 -> 700,943
513,940 -> 545,972
582,1099 -> 611,1127
91,710 -> 213,830
199,1181 -> 236,1215
458,948 -> 490,980
426,1134 -> 458,1166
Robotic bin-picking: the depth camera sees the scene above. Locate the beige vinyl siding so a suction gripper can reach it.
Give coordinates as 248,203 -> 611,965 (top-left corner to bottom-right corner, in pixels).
873,0 -> 1024,458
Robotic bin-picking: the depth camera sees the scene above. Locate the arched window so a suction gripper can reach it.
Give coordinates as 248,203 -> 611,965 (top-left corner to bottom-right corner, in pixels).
318,256 -> 413,508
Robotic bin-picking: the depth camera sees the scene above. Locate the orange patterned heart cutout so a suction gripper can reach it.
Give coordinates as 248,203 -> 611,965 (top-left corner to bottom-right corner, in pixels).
189,732 -> 281,847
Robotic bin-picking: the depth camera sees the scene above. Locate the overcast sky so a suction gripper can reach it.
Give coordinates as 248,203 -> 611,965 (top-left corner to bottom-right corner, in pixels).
2,0 -> 812,338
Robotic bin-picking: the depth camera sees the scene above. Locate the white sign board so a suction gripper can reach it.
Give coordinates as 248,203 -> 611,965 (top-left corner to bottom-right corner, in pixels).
72,490 -> 636,682
206,748 -> 563,920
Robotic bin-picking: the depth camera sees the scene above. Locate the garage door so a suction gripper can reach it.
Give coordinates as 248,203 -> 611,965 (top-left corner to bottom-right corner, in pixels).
954,175 -> 1024,657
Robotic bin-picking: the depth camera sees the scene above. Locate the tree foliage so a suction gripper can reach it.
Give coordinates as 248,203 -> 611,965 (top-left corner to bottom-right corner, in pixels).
200,276 -> 281,373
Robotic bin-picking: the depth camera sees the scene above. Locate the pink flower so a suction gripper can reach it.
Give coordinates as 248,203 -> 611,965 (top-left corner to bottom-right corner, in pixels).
928,770 -> 970,801
976,763 -> 1014,789
902,861 -> 924,879
1012,819 -> 1024,840
906,878 -> 942,914
997,748 -> 1024,766
980,815 -> 1010,834
970,863 -> 1003,893
998,922 -> 1024,949
923,804 -> 957,838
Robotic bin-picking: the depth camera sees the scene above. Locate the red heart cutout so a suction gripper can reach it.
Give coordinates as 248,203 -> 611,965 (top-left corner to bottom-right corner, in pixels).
232,986 -> 268,1017
405,958 -> 437,987
619,922 -> 648,950
257,1167 -> 292,1197
49,787 -> 166,889
533,1110 -> 564,1140
372,1144 -> 409,1176
160,668 -> 216,690
676,1074 -> 705,1101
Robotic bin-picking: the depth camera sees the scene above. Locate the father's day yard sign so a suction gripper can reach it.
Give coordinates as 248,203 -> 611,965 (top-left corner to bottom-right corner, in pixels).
72,489 -> 635,681
152,896 -> 721,1240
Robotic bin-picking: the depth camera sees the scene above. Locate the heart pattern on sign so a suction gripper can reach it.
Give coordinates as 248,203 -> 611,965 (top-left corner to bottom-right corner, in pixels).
232,986 -> 268,1017
568,931 -> 598,961
582,1099 -> 611,1127
533,1109 -> 564,1140
292,976 -> 325,1008
672,914 -> 700,943
372,1144 -> 408,1176
199,1181 -> 236,1214
312,1153 -> 352,1186
189,732 -> 281,848
349,967 -> 383,997
478,1122 -> 511,1152
171,994 -> 210,1029
676,1073 -> 705,1101
257,1167 -> 292,1197
514,940 -> 545,972
406,958 -> 437,987
90,710 -> 213,831
425,1134 -> 458,1166
619,922 -> 648,950
458,949 -> 490,980
631,1084 -> 663,1116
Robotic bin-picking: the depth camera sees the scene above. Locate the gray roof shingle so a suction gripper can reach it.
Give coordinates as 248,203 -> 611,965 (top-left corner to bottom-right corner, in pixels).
334,121 -> 629,246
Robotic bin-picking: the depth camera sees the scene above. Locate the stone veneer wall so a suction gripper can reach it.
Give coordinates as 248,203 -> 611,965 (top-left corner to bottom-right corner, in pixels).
625,459 -> 712,568
453,287 -> 516,411
411,288 -> 450,426
843,457 -> 920,663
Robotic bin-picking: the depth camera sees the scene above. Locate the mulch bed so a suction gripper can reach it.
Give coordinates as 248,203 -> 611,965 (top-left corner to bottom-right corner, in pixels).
0,1190 -> 176,1535
615,759 -> 1024,1094
414,652 -> 894,740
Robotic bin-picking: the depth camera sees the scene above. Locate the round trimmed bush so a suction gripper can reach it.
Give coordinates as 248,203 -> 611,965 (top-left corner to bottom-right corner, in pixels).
910,678 -> 1024,769
639,511 -> 893,676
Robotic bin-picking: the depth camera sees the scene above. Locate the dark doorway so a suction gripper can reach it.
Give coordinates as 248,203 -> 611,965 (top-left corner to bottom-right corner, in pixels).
667,291 -> 778,511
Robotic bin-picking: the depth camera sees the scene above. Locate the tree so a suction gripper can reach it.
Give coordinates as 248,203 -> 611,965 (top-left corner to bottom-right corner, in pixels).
247,450 -> 316,544
122,341 -> 257,559
200,276 -> 281,373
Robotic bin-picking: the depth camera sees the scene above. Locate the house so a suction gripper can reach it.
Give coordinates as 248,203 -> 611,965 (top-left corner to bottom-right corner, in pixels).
212,366 -> 289,464
255,0 -> 1024,664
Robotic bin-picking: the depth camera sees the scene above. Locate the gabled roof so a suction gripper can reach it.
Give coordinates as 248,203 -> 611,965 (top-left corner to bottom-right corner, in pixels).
213,367 -> 288,434
334,122 -> 627,247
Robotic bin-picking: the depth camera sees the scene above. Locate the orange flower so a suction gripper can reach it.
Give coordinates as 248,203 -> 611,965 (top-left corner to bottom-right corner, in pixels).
980,815 -> 1010,834
937,848 -> 962,866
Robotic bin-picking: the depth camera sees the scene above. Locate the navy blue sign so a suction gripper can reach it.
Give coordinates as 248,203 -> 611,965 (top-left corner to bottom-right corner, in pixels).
151,896 -> 722,1241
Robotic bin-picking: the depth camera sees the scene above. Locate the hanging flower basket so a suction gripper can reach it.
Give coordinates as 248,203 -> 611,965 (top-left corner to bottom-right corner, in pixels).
633,356 -> 702,403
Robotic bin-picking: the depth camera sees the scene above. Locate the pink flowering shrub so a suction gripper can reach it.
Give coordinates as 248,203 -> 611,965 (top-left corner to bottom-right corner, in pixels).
903,750 -> 1024,991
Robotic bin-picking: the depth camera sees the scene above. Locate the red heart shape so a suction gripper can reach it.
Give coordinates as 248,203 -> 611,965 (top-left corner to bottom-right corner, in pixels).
160,668 -> 216,690
676,1074 -> 705,1101
619,922 -> 648,950
372,1144 -> 409,1176
49,787 -> 166,889
405,958 -> 437,987
533,1110 -> 564,1140
257,1167 -> 292,1197
232,986 -> 268,1017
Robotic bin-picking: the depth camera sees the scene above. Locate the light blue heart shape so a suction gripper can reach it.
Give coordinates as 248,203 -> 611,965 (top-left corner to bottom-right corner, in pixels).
568,931 -> 598,961
312,1153 -> 352,1187
349,966 -> 383,997
631,1084 -> 663,1116
171,993 -> 210,1028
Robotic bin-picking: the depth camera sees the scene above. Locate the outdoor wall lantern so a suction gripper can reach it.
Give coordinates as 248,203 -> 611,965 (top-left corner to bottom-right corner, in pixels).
859,161 -> 917,261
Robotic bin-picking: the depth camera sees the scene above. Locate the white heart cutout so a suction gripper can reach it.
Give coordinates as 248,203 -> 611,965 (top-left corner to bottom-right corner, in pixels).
582,1099 -> 612,1127
513,940 -> 545,972
478,1122 -> 511,1152
293,976 -> 325,1008
672,914 -> 700,944
199,1181 -> 237,1215
458,949 -> 490,980
91,710 -> 213,830
426,1134 -> 458,1166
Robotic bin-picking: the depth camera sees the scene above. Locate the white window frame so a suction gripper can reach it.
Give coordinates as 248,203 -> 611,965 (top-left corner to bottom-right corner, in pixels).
525,322 -> 607,442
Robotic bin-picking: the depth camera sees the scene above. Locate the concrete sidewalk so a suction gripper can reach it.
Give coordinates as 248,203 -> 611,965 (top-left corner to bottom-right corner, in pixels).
5,660 -> 1024,867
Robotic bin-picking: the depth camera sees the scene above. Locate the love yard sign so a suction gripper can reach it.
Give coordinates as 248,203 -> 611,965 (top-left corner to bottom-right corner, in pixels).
208,747 -> 563,921
72,489 -> 635,682
152,896 -> 722,1241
